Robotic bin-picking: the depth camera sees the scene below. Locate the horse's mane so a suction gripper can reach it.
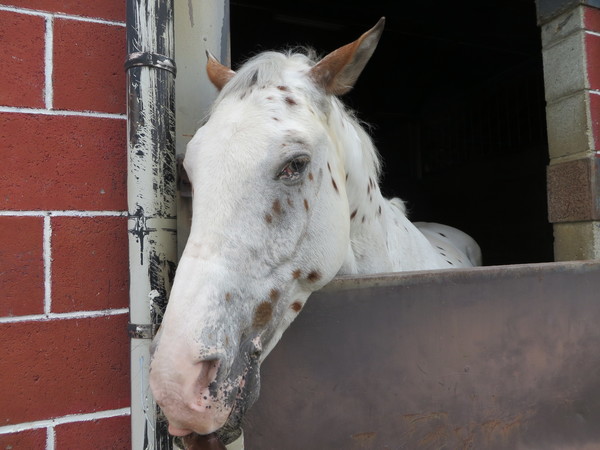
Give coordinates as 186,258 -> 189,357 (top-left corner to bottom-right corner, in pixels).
212,50 -> 382,186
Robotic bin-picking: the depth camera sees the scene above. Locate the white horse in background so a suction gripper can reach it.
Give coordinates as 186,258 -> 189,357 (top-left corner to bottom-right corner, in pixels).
149,17 -> 481,449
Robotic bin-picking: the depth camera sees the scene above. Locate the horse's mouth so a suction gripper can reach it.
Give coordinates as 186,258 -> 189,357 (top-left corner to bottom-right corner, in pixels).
175,425 -> 241,450
174,394 -> 245,449
178,432 -> 228,450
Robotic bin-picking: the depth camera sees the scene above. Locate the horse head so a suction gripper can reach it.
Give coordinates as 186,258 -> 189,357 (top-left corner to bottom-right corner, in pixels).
149,18 -> 386,444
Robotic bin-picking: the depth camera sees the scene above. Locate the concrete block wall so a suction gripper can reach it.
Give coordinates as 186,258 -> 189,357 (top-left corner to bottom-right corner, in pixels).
0,2 -> 131,448
541,4 -> 600,260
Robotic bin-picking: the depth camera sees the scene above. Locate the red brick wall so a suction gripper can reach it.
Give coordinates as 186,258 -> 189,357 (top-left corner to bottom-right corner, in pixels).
0,2 -> 130,449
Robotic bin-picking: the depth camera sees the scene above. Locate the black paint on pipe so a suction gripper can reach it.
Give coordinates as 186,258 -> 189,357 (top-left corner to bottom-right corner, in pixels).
126,0 -> 177,449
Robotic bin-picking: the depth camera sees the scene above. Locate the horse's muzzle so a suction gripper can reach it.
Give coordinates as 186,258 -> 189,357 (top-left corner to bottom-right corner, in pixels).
150,357 -> 234,436
149,335 -> 262,442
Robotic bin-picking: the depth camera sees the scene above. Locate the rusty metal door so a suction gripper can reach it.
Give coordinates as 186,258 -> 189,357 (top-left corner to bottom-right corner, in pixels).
245,261 -> 600,449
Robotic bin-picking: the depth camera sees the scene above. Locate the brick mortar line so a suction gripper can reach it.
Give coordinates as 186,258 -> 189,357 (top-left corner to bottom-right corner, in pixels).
0,308 -> 129,324
46,426 -> 55,450
543,28 -> 600,52
541,26 -> 600,50
43,216 -> 52,315
44,16 -> 53,110
0,106 -> 126,120
0,5 -> 125,27
545,88 -> 600,106
542,27 -> 582,50
0,407 -> 131,435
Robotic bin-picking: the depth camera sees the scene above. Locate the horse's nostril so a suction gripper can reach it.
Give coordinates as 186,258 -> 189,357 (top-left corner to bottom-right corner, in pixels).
249,336 -> 263,361
196,359 -> 221,390
252,343 -> 263,358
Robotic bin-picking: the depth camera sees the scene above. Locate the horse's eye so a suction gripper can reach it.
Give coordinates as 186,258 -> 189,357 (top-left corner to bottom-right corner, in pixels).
277,156 -> 310,182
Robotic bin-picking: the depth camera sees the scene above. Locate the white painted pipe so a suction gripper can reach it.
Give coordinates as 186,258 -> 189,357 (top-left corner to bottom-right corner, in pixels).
126,0 -> 177,448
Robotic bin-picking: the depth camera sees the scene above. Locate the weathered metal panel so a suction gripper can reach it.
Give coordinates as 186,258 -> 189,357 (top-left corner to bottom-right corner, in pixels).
246,261 -> 600,449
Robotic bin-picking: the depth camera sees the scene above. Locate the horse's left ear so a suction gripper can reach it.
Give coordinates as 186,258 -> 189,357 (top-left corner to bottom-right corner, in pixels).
310,17 -> 385,96
206,50 -> 236,90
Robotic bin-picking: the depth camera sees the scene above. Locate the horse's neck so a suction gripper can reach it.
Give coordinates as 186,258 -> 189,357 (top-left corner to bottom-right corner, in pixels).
341,190 -> 447,275
331,108 -> 446,275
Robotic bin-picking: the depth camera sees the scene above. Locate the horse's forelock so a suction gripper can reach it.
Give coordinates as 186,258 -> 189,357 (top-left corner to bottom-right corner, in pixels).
213,50 -> 320,106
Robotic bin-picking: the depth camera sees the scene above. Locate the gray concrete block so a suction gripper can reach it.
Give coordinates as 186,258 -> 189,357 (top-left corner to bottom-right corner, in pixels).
553,220 -> 600,260
546,91 -> 593,159
541,6 -> 584,48
542,32 -> 586,101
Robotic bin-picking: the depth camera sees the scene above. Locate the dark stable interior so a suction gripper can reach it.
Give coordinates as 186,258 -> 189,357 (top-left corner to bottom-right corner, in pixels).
230,1 -> 553,266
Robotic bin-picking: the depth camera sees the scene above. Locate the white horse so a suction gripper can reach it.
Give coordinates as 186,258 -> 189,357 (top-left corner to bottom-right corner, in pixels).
149,17 -> 481,448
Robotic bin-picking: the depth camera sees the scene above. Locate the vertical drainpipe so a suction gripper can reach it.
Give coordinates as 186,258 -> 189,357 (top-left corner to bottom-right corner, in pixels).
125,0 -> 177,448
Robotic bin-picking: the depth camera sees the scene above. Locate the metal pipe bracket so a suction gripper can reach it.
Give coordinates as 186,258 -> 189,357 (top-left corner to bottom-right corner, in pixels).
125,51 -> 177,76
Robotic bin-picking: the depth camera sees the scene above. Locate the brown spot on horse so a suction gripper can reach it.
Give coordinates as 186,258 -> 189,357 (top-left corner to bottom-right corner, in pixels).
307,270 -> 322,282
253,302 -> 273,328
304,199 -> 309,211
269,288 -> 280,302
292,269 -> 302,279
272,199 -> 282,215
290,301 -> 303,313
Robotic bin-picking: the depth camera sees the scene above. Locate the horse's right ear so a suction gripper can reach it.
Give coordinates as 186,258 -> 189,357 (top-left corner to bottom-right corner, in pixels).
206,51 -> 236,90
310,17 -> 385,96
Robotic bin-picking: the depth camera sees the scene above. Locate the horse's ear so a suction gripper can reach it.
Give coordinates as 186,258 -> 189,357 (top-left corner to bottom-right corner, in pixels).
206,50 -> 236,91
310,17 -> 385,96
